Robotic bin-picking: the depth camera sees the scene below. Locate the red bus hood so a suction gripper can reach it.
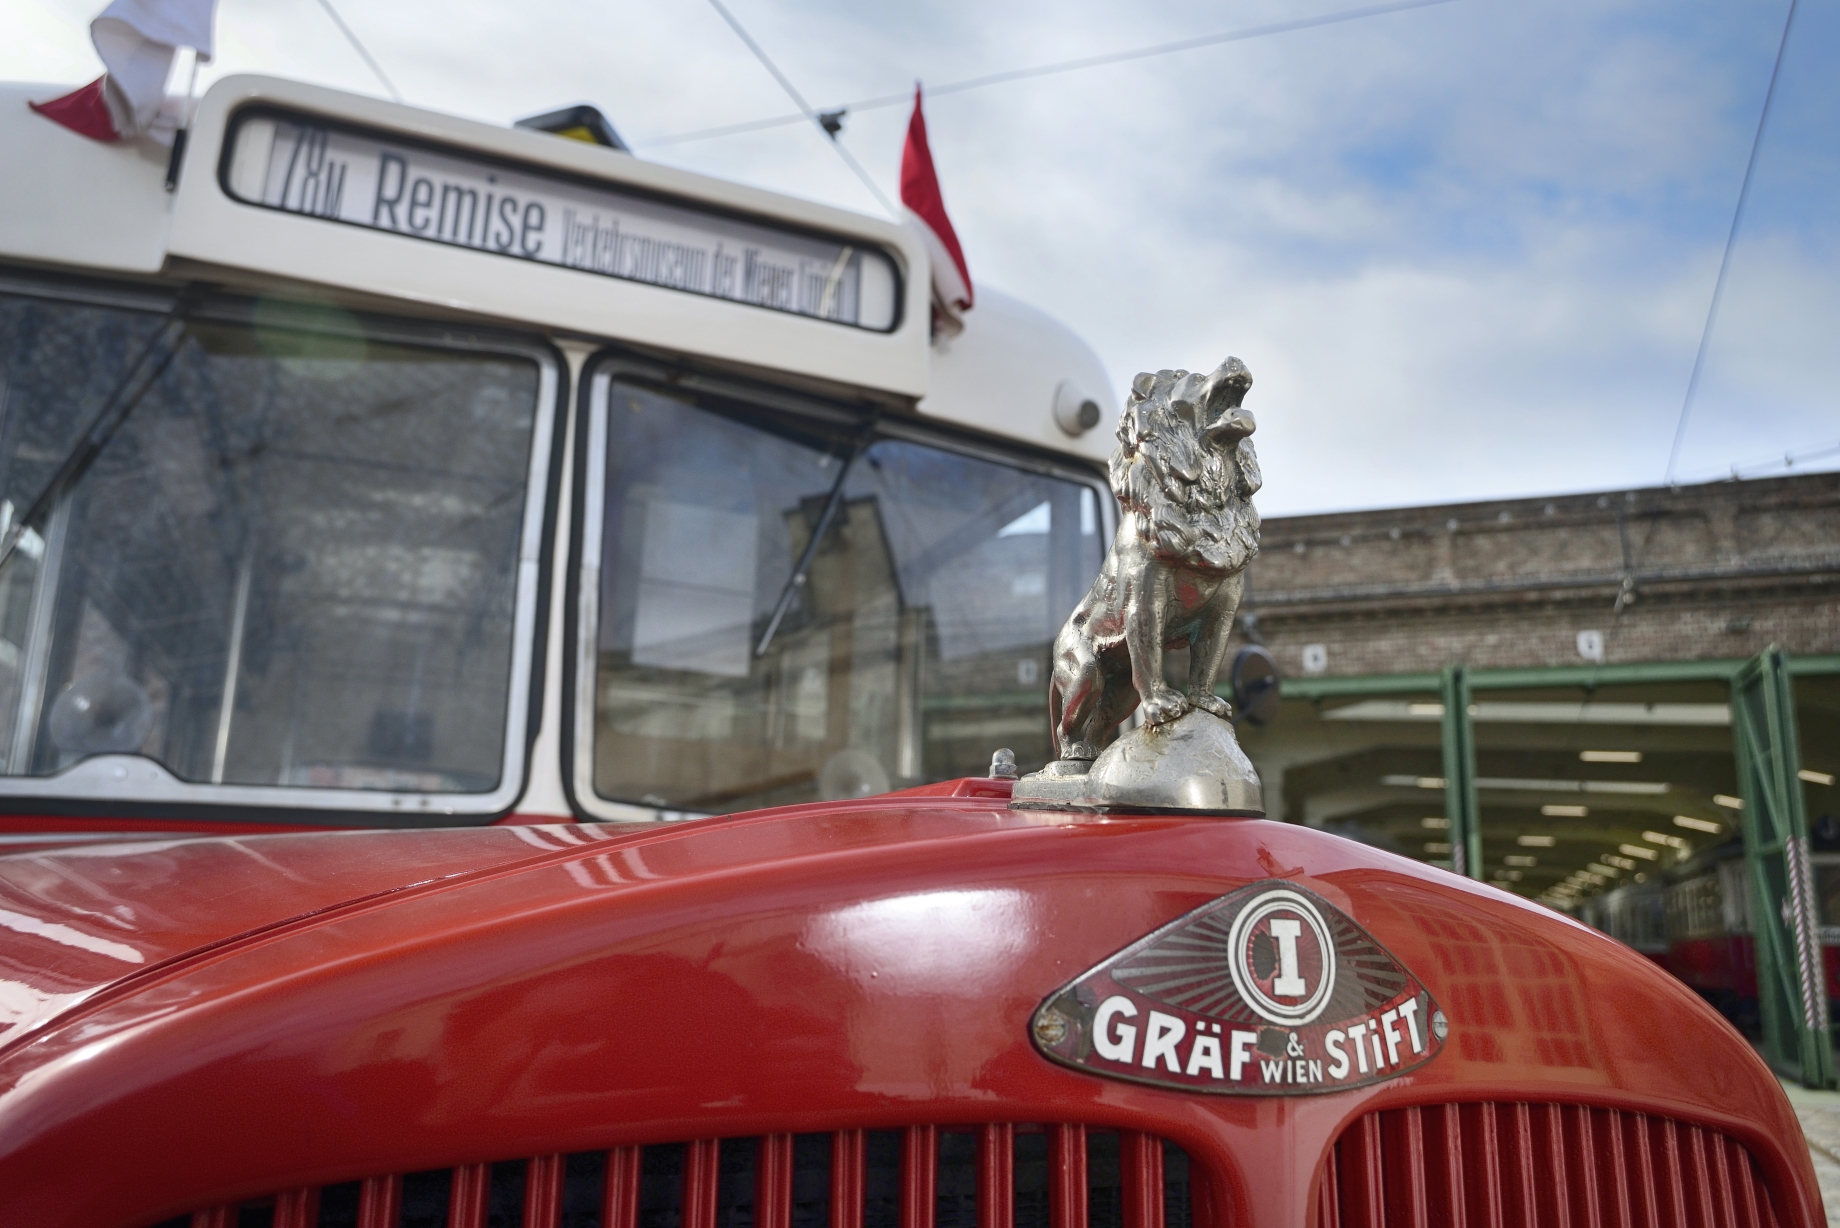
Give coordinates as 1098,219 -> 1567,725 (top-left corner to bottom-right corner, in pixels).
0,823 -> 608,1044
0,782 -> 1818,1228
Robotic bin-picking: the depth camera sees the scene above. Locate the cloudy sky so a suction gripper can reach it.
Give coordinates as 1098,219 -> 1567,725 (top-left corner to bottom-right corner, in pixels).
7,0 -> 1835,515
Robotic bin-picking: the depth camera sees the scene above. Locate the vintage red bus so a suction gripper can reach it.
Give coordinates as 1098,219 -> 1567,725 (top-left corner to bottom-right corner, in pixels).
0,69 -> 1823,1228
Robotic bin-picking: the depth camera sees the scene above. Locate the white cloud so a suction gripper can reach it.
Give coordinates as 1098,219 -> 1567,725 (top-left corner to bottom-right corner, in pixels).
0,0 -> 96,83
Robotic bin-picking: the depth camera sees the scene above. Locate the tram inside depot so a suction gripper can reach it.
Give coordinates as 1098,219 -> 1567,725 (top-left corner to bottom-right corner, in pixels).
0,282 -> 1105,818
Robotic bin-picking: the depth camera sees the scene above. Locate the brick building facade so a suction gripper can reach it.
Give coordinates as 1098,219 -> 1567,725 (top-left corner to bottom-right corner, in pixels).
1240,470 -> 1840,678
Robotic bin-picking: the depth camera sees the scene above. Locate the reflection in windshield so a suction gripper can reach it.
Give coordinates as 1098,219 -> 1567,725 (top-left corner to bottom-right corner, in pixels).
0,291 -> 542,798
593,380 -> 1106,813
0,298 -> 170,544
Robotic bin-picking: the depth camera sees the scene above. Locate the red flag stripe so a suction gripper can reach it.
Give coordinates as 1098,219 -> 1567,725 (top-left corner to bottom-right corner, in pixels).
28,77 -> 122,142
899,85 -> 973,311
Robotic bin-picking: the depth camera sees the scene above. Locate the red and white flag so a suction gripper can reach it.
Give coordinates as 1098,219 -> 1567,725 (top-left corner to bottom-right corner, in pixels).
29,0 -> 218,144
899,85 -> 974,319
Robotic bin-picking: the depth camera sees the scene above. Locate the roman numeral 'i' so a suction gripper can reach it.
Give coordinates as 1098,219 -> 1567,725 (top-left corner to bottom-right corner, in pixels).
1268,919 -> 1306,997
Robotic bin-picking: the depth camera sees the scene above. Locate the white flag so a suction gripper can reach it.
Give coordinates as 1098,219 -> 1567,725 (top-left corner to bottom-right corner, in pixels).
29,0 -> 217,143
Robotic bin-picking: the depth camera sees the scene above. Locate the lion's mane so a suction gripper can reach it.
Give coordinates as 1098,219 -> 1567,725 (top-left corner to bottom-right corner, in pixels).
1109,368 -> 1262,573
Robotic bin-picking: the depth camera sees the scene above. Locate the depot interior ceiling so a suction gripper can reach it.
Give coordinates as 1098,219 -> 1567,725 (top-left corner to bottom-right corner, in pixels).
1240,657 -> 1840,908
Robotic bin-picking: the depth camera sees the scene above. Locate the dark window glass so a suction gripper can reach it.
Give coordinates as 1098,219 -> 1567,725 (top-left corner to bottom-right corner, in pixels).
1013,1131 -> 1048,1228
789,1133 -> 832,1228
316,1181 -> 363,1228
591,379 -> 1105,811
1163,1142 -> 1191,1228
639,1143 -> 686,1228
1086,1132 -> 1121,1228
563,1151 -> 610,1228
0,291 -> 544,803
1817,861 -> 1840,929
936,1131 -> 977,1228
862,1131 -> 902,1228
488,1159 -> 528,1228
401,1168 -> 455,1228
716,1138 -> 759,1228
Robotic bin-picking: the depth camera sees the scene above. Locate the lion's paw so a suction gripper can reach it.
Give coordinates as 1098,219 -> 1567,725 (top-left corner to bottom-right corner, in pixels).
1141,689 -> 1191,726
1188,692 -> 1234,720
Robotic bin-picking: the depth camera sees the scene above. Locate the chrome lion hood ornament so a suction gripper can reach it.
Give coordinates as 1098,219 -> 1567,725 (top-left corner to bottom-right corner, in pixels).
1013,357 -> 1264,815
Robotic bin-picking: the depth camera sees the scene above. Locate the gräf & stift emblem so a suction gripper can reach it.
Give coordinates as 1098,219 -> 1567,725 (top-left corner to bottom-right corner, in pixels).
1030,880 -> 1446,1095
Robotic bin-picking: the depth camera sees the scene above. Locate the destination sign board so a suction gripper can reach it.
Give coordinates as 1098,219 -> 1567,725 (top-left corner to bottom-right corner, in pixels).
222,110 -> 901,331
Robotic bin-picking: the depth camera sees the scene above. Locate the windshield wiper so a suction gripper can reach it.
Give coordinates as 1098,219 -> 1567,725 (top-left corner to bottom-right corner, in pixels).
754,424 -> 876,658
0,290 -> 198,572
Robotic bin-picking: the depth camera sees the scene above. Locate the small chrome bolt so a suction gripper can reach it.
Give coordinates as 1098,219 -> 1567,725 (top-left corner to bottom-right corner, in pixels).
1033,1010 -> 1069,1046
989,748 -> 1019,780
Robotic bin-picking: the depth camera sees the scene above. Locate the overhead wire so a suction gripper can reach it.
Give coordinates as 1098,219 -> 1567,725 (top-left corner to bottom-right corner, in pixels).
1664,0 -> 1799,488
1671,435 -> 1840,486
1727,438 -> 1840,480
311,0 -> 404,104
701,0 -> 898,215
651,0 -> 1457,148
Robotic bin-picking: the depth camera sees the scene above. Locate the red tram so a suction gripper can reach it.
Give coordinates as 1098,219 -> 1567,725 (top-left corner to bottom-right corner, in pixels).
1581,840 -> 1840,1041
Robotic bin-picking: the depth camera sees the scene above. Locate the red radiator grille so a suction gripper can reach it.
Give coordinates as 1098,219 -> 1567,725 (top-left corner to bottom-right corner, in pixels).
155,1125 -> 1195,1228
1314,1102 -> 1783,1228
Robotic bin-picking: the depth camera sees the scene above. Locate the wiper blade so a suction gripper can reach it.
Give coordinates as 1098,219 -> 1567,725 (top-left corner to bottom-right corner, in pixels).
0,291 -> 197,572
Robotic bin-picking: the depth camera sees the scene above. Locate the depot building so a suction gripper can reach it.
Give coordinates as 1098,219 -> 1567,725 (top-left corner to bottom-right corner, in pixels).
1232,468 -> 1840,1079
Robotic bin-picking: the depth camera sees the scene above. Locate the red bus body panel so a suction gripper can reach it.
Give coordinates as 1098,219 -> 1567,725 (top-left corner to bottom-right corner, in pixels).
0,783 -> 1819,1227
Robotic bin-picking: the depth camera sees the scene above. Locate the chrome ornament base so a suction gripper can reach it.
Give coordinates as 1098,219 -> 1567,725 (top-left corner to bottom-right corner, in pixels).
1012,709 -> 1263,816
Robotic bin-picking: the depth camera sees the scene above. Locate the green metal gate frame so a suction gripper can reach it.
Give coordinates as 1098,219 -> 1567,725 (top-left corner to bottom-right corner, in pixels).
1281,650 -> 1840,1087
1732,648 -> 1834,1087
1440,665 -> 1481,880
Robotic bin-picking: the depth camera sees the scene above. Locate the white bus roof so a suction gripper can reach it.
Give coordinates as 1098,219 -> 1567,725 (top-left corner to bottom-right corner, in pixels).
0,74 -> 1117,465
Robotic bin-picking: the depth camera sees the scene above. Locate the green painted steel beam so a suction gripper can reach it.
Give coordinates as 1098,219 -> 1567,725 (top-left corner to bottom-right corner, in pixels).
1733,646 -> 1836,1088
1440,665 -> 1482,880
1282,660 -> 1750,697
1787,654 -> 1840,677
1469,660 -> 1744,689
1276,655 -> 1837,700
1729,648 -> 1832,1089
1278,673 -> 1441,700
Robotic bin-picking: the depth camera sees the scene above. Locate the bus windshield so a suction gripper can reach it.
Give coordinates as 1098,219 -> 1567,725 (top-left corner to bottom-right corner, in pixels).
582,371 -> 1108,815
0,287 -> 550,814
